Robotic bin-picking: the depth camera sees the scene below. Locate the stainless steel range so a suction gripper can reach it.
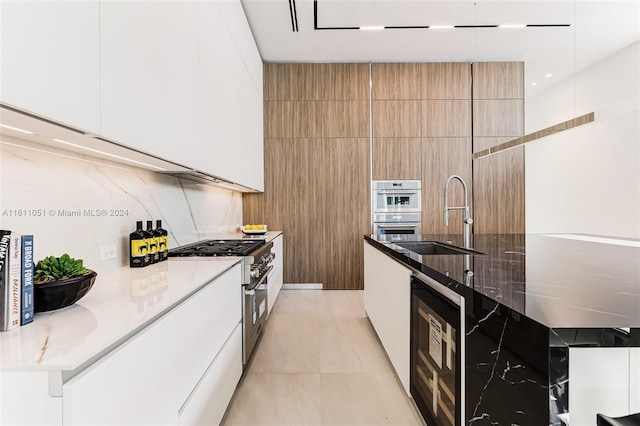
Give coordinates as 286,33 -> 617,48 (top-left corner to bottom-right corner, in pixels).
168,239 -> 274,365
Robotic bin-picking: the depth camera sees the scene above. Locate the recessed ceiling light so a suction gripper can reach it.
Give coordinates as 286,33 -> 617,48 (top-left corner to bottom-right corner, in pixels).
498,24 -> 526,29
359,26 -> 384,31
430,25 -> 454,29
545,73 -> 553,78
0,123 -> 35,134
52,138 -> 167,171
531,82 -> 538,86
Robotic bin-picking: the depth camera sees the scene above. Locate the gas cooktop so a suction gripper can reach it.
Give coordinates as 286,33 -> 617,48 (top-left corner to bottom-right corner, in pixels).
168,239 -> 265,257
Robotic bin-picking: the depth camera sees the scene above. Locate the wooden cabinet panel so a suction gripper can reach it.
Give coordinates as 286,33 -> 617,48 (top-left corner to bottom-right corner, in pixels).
373,100 -> 421,137
316,63 -> 369,100
243,138 -> 369,290
372,63 -> 420,100
323,138 -> 371,290
421,100 -> 471,137
320,101 -> 369,137
472,62 -> 524,99
372,138 -> 422,180
421,138 -> 472,235
473,100 -> 524,137
264,64 -> 319,101
419,63 -> 471,100
473,146 -> 525,234
264,101 -> 321,138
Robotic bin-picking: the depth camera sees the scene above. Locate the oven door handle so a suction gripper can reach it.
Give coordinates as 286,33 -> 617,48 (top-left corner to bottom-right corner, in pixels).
246,265 -> 273,292
376,190 -> 419,195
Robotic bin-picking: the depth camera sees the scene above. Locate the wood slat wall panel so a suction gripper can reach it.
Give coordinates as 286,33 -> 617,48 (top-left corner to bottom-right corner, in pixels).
419,63 -> 471,99
372,63 -> 421,100
421,100 -> 472,137
372,138 -> 422,180
472,62 -> 524,99
322,138 -> 370,290
421,138 -> 473,235
372,100 -> 421,137
316,63 -> 370,100
473,100 -> 524,137
320,101 -> 369,138
264,64 -> 320,101
263,101 -> 321,139
473,146 -> 525,234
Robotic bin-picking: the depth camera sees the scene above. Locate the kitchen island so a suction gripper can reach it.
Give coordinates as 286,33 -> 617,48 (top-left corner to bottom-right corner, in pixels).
364,234 -> 640,426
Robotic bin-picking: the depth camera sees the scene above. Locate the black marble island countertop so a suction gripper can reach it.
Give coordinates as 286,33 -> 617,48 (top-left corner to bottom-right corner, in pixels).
365,233 -> 640,335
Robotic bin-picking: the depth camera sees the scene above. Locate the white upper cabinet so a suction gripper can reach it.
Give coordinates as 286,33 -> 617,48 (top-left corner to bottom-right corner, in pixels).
99,1 -> 171,156
196,0 -> 263,191
100,0 -> 264,191
0,0 -> 101,134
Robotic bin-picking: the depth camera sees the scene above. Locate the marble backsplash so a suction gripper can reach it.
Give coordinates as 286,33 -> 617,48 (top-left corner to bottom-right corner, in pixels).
0,138 -> 242,273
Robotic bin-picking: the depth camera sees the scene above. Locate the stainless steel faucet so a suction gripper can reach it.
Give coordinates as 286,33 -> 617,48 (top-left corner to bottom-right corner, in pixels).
444,175 -> 473,248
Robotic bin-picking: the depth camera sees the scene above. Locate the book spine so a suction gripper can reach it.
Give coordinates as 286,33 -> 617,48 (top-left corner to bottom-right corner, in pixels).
7,233 -> 22,330
0,230 -> 12,331
21,235 -> 34,325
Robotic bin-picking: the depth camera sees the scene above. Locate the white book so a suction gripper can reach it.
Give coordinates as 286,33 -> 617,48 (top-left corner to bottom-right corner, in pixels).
7,233 -> 22,330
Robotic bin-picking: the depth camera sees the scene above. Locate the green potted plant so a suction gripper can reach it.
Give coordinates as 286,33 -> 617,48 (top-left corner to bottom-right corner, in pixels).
34,254 -> 97,313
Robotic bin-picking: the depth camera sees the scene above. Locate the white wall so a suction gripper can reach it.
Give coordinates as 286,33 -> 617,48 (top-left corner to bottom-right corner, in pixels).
525,108 -> 640,238
526,41 -> 640,134
0,138 -> 242,273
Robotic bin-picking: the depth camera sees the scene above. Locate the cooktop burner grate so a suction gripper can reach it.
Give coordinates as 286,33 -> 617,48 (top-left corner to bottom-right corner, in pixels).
168,239 -> 265,257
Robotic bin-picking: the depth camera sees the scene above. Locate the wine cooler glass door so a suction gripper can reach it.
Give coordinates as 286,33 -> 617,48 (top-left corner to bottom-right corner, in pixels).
411,276 -> 462,426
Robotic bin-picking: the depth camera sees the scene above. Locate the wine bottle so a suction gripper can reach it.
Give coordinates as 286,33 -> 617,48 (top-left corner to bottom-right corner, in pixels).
156,220 -> 168,261
130,221 -> 149,267
146,220 -> 159,264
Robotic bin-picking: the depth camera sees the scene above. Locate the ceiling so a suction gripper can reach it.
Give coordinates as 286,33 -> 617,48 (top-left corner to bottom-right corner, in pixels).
240,0 -> 640,97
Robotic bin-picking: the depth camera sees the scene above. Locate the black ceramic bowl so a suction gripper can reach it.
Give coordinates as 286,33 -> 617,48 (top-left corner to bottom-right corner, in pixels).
34,270 -> 97,313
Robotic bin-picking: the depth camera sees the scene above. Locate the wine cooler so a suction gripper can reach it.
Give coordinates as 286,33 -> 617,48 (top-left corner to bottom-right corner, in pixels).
411,275 -> 464,426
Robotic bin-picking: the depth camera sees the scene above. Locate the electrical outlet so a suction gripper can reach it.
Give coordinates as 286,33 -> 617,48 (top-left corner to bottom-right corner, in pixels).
100,244 -> 117,260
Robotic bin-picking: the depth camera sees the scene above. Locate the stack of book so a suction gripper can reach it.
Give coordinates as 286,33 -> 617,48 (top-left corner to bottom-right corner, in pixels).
0,230 -> 34,331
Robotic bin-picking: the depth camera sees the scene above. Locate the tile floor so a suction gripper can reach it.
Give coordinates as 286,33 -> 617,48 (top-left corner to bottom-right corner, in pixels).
221,290 -> 424,426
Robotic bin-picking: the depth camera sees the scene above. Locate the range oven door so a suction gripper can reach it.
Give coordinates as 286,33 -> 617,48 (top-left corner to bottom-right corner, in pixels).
411,275 -> 464,426
373,222 -> 422,241
242,266 -> 271,365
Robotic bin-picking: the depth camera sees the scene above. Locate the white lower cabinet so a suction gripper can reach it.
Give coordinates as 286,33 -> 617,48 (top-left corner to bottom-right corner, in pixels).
179,325 -> 242,425
267,234 -> 284,316
60,264 -> 242,425
364,242 -> 412,394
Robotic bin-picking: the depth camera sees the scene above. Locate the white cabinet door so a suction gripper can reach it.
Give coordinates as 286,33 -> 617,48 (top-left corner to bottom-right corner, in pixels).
62,312 -> 178,425
62,264 -> 243,425
0,0 -> 100,134
268,234 -> 284,315
168,264 -> 242,408
364,242 -> 412,394
178,324 -> 243,426
197,1 -> 263,191
100,0 -> 168,155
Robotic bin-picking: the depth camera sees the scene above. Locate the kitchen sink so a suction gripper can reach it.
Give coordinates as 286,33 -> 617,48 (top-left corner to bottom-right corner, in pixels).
394,241 -> 484,255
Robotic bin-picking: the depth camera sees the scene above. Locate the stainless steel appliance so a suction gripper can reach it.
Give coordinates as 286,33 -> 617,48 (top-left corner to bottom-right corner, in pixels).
411,274 -> 465,426
372,180 -> 422,241
168,239 -> 274,365
372,180 -> 422,212
372,213 -> 422,241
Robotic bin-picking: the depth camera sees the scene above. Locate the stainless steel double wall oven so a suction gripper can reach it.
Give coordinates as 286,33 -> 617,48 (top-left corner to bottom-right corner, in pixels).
372,180 -> 422,241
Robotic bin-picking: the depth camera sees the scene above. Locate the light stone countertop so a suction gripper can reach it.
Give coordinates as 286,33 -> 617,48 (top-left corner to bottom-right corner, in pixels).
0,257 -> 240,372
